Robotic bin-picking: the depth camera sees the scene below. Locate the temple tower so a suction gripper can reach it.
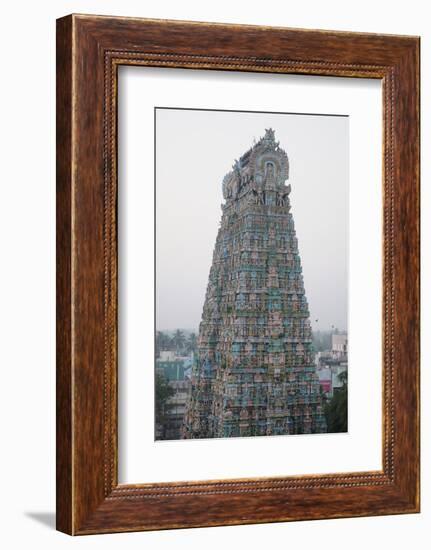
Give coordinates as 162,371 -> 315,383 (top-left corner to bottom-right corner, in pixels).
182,129 -> 327,438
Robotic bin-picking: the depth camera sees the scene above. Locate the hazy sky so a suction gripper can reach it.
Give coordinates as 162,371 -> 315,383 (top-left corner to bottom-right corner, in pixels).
156,108 -> 348,332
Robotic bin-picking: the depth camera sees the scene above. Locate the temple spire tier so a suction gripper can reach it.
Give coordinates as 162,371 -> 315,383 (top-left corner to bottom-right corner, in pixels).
183,129 -> 327,439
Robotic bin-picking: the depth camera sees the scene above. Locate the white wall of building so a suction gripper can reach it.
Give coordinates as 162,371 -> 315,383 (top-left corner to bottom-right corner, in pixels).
159,350 -> 176,362
332,333 -> 348,353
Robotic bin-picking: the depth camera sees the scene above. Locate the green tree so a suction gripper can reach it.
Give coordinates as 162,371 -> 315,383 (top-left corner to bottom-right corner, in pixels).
172,329 -> 186,353
338,370 -> 347,385
186,332 -> 197,354
324,370 -> 347,433
155,373 -> 175,438
155,331 -> 164,357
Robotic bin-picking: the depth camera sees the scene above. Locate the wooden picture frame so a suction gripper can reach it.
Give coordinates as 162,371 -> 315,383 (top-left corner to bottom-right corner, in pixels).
56,14 -> 420,535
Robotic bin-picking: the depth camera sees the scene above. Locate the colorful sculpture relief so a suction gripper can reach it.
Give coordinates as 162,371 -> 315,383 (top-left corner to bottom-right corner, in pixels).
182,129 -> 327,438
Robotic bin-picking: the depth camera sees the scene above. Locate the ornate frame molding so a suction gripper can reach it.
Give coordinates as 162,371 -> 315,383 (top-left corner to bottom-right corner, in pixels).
57,15 -> 419,534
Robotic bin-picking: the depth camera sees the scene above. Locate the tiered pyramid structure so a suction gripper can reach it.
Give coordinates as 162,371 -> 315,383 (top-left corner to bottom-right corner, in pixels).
182,129 -> 327,439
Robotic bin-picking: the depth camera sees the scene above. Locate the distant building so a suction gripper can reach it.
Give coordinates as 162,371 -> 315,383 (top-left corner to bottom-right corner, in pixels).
159,350 -> 176,362
156,354 -> 192,440
332,333 -> 348,355
318,367 -> 332,396
316,333 -> 348,398
156,358 -> 189,381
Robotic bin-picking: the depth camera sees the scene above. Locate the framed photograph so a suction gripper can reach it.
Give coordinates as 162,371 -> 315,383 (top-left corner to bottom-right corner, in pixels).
56,14 -> 420,534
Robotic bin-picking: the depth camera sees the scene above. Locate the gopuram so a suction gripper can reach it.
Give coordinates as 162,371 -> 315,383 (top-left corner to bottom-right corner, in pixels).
182,129 -> 327,439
